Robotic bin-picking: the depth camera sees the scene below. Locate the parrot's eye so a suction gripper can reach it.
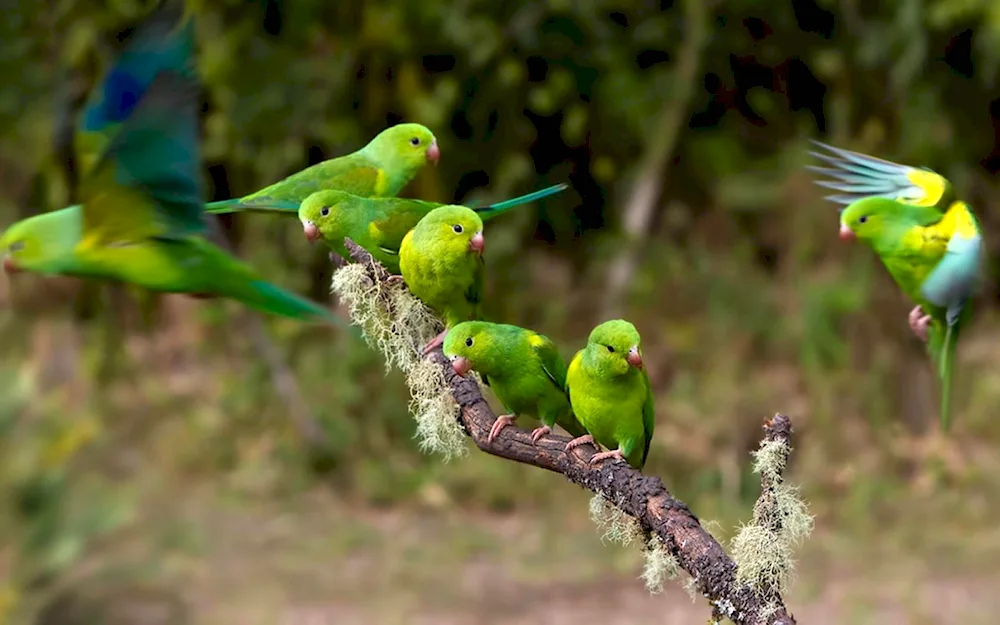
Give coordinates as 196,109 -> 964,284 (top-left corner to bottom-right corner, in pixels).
465,337 -> 474,347
8,241 -> 24,252
320,207 -> 330,217
410,137 -> 421,146
453,224 -> 464,234
606,345 -> 615,353
858,215 -> 868,224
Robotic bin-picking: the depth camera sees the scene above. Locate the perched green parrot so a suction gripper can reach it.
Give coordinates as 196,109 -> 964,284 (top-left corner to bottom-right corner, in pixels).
204,123 -> 440,213
74,1 -> 196,176
2,70 -> 343,326
443,320 -> 587,444
807,140 -> 985,430
398,205 -> 484,354
297,183 -> 569,273
564,319 -> 655,469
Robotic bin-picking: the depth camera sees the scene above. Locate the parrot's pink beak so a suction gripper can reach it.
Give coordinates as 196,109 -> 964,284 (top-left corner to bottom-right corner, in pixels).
451,356 -> 472,377
303,221 -> 321,244
627,347 -> 643,369
469,231 -> 484,255
426,140 -> 440,165
2,255 -> 19,275
839,223 -> 855,241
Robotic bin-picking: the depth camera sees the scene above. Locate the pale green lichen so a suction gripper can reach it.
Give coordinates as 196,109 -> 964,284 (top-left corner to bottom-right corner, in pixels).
731,431 -> 814,595
588,493 -> 643,548
331,263 -> 466,459
640,535 -> 680,594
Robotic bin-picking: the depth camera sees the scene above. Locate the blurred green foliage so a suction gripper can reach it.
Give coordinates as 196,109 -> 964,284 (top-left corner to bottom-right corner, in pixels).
3,0 -> 1000,621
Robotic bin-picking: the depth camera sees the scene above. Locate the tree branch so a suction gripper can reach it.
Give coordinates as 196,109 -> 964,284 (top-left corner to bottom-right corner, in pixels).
341,238 -> 798,625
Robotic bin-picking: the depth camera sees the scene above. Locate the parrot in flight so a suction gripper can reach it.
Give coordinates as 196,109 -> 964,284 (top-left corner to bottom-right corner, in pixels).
443,320 -> 587,445
297,183 -> 569,273
807,140 -> 985,430
564,319 -> 655,469
398,205 -> 485,355
204,123 -> 440,213
2,42 -> 343,326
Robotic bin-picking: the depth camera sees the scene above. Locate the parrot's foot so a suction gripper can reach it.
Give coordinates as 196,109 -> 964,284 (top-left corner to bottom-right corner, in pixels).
385,275 -> 405,286
530,425 -> 551,445
588,449 -> 626,466
908,306 -> 932,342
421,330 -> 447,355
488,414 -> 517,444
565,434 -> 598,453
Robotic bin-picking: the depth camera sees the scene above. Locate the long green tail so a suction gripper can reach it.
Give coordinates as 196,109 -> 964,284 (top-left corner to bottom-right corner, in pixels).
241,279 -> 347,329
204,197 -> 302,214
928,317 -> 963,432
473,183 -> 570,220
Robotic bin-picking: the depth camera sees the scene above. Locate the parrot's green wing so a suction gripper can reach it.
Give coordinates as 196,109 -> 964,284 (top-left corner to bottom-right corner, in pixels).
76,2 -> 196,176
79,70 -> 206,247
465,256 -> 484,310
368,198 -> 441,251
640,369 -> 655,468
806,140 -> 952,211
529,333 -> 568,391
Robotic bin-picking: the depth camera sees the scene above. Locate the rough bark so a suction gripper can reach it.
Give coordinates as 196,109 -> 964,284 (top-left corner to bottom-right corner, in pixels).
342,238 -> 799,625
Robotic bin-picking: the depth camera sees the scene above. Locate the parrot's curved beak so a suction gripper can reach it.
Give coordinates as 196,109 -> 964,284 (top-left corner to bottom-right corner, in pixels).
303,221 -> 321,244
626,346 -> 643,369
426,140 -> 440,166
469,231 -> 484,255
2,255 -> 19,275
451,356 -> 472,377
839,223 -> 855,241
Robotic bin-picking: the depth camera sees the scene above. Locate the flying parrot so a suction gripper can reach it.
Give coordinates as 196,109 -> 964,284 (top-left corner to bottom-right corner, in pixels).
398,205 -> 484,354
564,319 -> 655,469
443,320 -> 587,444
1,69 -> 344,327
204,123 -> 440,213
297,182 -> 569,273
807,140 -> 985,431
74,0 -> 197,177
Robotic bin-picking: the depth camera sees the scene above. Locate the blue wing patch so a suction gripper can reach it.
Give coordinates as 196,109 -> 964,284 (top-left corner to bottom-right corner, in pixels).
920,231 -> 984,326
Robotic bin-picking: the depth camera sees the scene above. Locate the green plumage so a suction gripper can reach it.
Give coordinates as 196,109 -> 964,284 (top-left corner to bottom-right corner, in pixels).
205,123 -> 439,213
443,321 -> 586,440
298,183 -> 569,274
566,320 -> 655,470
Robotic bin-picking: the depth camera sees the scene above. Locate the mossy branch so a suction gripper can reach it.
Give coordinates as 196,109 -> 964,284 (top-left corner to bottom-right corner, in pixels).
340,238 -> 800,625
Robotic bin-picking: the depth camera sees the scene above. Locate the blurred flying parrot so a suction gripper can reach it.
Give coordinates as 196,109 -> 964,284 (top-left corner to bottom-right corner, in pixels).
204,123 -> 440,212
564,319 -> 654,469
443,320 -> 587,445
297,183 -> 569,273
1,66 -> 343,326
807,140 -> 985,431
398,205 -> 485,354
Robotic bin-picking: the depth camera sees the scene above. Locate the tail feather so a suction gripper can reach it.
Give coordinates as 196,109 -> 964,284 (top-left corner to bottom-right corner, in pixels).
242,279 -> 347,329
928,317 -> 962,432
473,183 -> 570,220
204,197 -> 302,214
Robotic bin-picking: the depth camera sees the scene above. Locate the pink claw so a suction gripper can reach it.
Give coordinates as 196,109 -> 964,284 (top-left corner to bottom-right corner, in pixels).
908,306 -> 932,343
589,449 -> 626,466
565,434 -> 597,452
530,425 -> 551,445
488,414 -> 517,444
421,330 -> 447,355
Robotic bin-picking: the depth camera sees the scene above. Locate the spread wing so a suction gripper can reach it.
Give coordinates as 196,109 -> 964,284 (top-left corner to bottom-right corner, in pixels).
806,140 -> 950,209
79,70 -> 205,246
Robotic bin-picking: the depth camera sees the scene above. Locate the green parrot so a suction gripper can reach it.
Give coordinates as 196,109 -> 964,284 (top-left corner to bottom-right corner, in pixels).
1,70 -> 343,326
443,320 -> 587,445
74,1 -> 196,177
807,140 -> 985,430
204,123 -> 440,213
564,319 -> 655,469
398,205 -> 484,354
297,182 -> 569,273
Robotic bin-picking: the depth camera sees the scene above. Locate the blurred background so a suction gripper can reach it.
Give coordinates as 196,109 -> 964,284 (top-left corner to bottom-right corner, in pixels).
3,0 -> 1000,623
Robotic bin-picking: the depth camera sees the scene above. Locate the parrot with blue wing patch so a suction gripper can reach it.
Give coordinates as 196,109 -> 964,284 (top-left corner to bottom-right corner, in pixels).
807,140 -> 985,430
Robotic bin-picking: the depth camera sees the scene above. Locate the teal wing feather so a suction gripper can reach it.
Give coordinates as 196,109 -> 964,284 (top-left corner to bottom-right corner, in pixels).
473,183 -> 570,220
805,140 -> 942,207
203,197 -> 302,214
920,230 -> 983,325
81,70 -> 205,242
639,369 -> 655,468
